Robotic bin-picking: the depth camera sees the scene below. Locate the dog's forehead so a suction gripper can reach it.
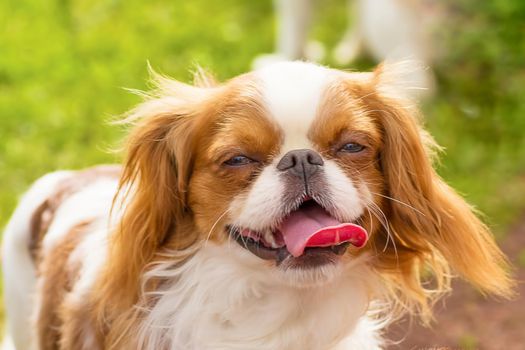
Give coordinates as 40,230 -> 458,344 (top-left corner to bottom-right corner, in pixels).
255,62 -> 336,152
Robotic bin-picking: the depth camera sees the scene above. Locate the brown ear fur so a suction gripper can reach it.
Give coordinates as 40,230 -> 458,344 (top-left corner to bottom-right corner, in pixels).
91,70 -> 215,338
366,63 -> 514,317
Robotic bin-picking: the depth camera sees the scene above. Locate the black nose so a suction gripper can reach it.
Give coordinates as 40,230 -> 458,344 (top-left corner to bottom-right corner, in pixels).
276,149 -> 324,181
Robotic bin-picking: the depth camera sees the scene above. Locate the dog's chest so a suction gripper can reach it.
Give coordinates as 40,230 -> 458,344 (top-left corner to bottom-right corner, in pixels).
138,246 -> 379,349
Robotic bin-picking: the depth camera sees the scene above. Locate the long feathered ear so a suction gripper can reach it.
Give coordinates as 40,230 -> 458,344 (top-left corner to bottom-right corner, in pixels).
367,62 -> 515,317
93,69 -> 215,326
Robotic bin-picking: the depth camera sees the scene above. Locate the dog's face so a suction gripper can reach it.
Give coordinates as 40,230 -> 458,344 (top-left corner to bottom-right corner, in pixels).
187,63 -> 385,285
112,61 -> 512,312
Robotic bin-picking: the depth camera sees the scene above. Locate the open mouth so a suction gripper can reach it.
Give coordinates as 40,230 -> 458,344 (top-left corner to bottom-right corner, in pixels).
229,200 -> 368,265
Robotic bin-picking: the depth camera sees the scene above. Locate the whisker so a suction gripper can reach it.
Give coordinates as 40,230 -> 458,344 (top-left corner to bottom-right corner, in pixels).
370,192 -> 426,217
367,204 -> 390,253
365,206 -> 380,258
339,159 -> 381,177
204,209 -> 230,248
367,206 -> 374,235
368,202 -> 399,264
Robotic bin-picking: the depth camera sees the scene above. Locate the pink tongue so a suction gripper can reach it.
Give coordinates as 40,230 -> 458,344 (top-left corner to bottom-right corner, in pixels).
279,203 -> 368,257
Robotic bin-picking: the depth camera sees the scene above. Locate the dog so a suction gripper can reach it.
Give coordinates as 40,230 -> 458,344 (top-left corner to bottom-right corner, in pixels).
2,61 -> 513,349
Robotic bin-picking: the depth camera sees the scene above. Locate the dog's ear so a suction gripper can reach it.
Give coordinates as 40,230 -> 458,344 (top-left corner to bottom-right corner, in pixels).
366,63 -> 514,316
95,70 -> 215,319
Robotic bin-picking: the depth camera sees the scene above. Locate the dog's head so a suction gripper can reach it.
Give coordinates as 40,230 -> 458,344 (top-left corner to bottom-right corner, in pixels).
104,62 -> 513,317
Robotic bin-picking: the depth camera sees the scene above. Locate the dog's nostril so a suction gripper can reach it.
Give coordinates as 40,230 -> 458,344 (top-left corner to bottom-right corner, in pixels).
277,153 -> 295,171
306,152 -> 323,166
290,155 -> 298,168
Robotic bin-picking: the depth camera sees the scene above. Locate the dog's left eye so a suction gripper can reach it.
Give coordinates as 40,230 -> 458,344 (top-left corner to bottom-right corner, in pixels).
223,155 -> 254,166
340,143 -> 365,153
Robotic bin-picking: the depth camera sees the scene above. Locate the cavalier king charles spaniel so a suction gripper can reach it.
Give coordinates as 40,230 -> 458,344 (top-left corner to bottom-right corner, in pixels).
2,61 -> 513,350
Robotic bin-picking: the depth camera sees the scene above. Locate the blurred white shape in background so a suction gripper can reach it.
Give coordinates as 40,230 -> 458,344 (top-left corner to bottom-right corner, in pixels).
253,0 -> 440,99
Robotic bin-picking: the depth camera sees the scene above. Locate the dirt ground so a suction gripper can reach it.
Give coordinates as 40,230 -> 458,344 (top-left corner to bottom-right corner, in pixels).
386,215 -> 525,350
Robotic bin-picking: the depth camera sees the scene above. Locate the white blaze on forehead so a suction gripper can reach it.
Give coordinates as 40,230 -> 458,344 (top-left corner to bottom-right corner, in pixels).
256,61 -> 334,152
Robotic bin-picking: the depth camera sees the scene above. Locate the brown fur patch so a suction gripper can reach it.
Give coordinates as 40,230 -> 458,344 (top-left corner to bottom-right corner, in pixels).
35,220 -> 91,350
59,296 -> 103,350
28,165 -> 121,264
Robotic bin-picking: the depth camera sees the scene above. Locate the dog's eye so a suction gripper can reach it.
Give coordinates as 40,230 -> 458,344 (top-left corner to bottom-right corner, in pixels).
224,155 -> 254,166
340,143 -> 365,153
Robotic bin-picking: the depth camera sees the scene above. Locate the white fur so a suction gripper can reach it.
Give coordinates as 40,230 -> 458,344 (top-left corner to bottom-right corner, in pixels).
229,166 -> 285,231
323,160 -> 367,222
334,317 -> 383,350
2,171 -> 72,350
256,61 -> 334,152
137,244 -> 381,350
2,173 -> 118,350
41,178 -> 117,254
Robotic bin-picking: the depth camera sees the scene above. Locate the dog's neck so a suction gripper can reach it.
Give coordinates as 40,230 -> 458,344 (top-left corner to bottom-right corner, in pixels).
136,244 -> 383,350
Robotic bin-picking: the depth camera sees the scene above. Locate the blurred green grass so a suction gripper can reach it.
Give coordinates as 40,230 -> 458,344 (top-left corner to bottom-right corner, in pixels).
1,0 -> 524,330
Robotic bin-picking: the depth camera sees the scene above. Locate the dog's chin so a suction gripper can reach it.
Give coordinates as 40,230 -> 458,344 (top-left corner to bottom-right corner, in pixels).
276,252 -> 345,288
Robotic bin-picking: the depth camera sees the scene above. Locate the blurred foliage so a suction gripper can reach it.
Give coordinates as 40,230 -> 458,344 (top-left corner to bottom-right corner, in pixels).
427,0 -> 525,232
0,0 -> 524,326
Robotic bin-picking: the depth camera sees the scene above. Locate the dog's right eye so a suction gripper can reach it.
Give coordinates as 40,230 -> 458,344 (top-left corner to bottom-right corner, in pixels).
340,142 -> 365,153
223,155 -> 254,167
